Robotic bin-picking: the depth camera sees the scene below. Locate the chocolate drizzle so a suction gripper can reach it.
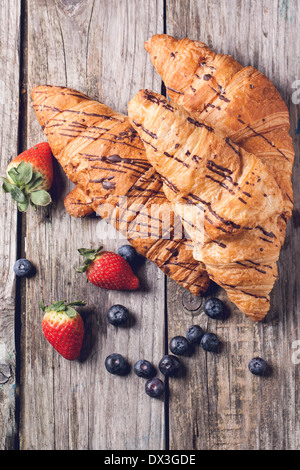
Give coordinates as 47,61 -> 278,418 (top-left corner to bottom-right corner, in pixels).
236,261 -> 267,274
225,137 -> 241,157
237,118 -> 289,161
207,85 -> 231,103
203,102 -> 221,112
82,151 -> 151,179
166,86 -> 184,95
142,90 -> 174,113
132,120 -> 158,139
163,151 -> 190,168
256,226 -> 276,239
207,160 -> 233,174
205,174 -> 235,194
188,192 -> 241,230
89,175 -> 116,190
187,117 -> 214,133
207,160 -> 239,188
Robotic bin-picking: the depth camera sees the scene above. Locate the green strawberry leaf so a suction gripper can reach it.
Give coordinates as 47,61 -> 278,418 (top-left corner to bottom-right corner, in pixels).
67,301 -> 86,307
24,166 -> 33,185
25,171 -> 44,192
78,248 -> 97,258
16,160 -> 27,172
77,247 -> 103,272
29,198 -> 37,210
41,300 -> 85,316
78,248 -> 93,255
51,300 -> 66,311
76,265 -> 88,273
7,167 -> 21,185
64,307 -> 78,318
78,247 -> 103,259
10,186 -> 27,204
2,178 -> 14,193
2,170 -> 51,212
30,190 -> 52,207
18,161 -> 33,185
17,199 -> 29,212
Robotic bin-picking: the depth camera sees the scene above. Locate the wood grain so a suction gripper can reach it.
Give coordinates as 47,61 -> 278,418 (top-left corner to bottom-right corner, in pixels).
0,0 -> 21,450
165,0 -> 300,450
20,0 -> 165,450
1,0 -> 299,451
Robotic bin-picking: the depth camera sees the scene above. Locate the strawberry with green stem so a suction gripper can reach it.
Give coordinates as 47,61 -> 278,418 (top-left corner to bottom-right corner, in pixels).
2,142 -> 53,212
77,246 -> 140,291
41,300 -> 86,361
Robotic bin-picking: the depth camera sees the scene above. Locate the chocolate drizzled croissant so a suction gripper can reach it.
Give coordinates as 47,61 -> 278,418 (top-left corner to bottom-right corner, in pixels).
31,85 -> 210,295
145,34 -> 294,244
128,89 -> 286,322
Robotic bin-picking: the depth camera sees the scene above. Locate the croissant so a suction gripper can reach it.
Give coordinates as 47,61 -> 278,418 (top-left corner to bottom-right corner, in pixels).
31,85 -> 210,295
128,89 -> 286,321
145,34 -> 294,246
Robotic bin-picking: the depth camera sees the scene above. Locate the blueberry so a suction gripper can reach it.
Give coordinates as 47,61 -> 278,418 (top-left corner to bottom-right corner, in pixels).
107,305 -> 129,326
159,355 -> 181,377
186,325 -> 204,344
105,353 -> 129,375
145,378 -> 164,398
134,359 -> 156,378
204,298 -> 227,320
13,259 -> 35,277
200,333 -> 221,353
169,336 -> 190,355
248,357 -> 267,376
117,245 -> 139,266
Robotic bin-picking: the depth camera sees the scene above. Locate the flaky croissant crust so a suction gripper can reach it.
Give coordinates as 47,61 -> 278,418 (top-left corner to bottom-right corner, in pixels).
31,85 -> 210,295
140,34 -> 294,321
128,89 -> 287,321
145,34 -> 294,241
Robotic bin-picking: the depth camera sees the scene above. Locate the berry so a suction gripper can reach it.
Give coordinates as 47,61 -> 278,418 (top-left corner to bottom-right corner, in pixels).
159,355 -> 181,377
41,300 -> 86,361
107,305 -> 129,326
134,359 -> 156,378
14,258 -> 35,277
105,353 -> 130,376
145,378 -> 164,398
117,245 -> 139,266
204,298 -> 227,320
77,247 -> 139,291
2,142 -> 53,212
200,332 -> 221,353
186,325 -> 204,344
169,336 -> 190,355
248,357 -> 267,376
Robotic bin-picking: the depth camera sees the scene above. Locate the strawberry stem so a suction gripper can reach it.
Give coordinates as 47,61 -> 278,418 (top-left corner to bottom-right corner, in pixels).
76,246 -> 103,273
3,161 -> 52,212
40,299 -> 86,314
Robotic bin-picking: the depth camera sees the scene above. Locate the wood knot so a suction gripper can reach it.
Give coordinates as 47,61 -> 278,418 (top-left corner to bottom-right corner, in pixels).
182,291 -> 203,313
57,0 -> 84,17
0,363 -> 12,384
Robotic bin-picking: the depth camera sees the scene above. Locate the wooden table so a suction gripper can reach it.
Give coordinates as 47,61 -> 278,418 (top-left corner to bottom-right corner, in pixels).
1,0 -> 299,450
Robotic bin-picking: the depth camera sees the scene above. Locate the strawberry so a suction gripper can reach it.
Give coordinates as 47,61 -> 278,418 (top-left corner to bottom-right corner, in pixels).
41,300 -> 85,361
77,246 -> 140,291
2,142 -> 53,212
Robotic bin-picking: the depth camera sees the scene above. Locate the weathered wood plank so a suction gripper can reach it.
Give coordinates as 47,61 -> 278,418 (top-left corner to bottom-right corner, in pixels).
0,0 -> 21,450
20,0 -> 165,450
165,0 -> 300,450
